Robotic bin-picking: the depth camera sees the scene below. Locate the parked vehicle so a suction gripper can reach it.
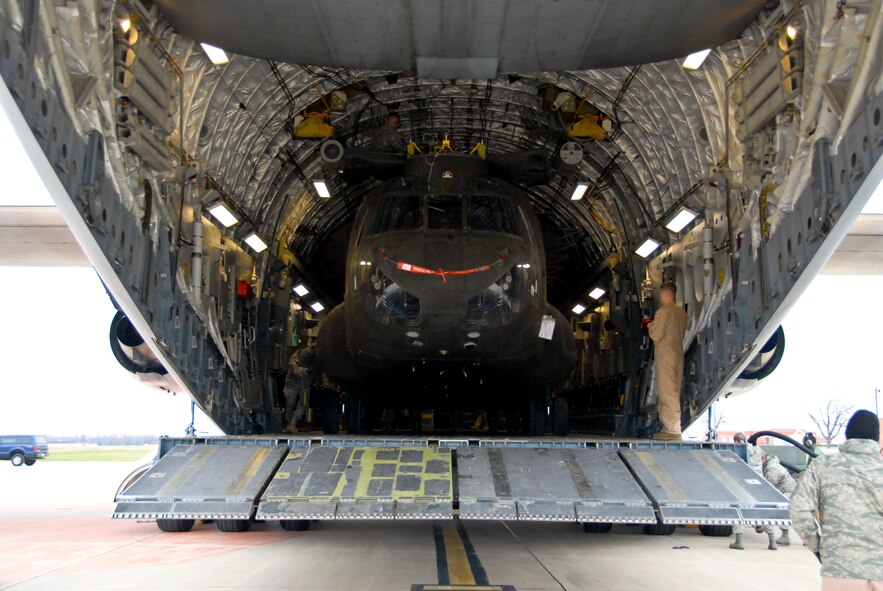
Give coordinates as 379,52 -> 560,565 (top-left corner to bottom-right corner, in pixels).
0,435 -> 49,466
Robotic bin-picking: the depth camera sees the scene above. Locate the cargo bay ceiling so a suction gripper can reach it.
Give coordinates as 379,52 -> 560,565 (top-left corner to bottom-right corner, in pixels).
132,0 -> 771,305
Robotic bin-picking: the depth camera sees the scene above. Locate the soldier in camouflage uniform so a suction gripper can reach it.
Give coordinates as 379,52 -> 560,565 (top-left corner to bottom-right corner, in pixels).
790,410 -> 883,590
731,435 -> 771,550
763,454 -> 796,547
282,343 -> 318,433
368,113 -> 403,153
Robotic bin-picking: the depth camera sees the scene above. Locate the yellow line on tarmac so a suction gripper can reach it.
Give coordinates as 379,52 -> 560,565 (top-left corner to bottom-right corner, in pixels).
441,520 -> 476,585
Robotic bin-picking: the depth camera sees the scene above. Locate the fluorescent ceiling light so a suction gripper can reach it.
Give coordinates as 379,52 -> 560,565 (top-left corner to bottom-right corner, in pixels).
682,49 -> 711,70
572,304 -> 587,315
244,232 -> 268,253
200,43 -> 230,65
635,238 -> 661,258
207,202 -> 238,228
310,302 -> 325,313
665,208 -> 698,233
570,182 -> 590,201
588,287 -> 606,300
313,180 -> 331,198
293,284 -> 309,297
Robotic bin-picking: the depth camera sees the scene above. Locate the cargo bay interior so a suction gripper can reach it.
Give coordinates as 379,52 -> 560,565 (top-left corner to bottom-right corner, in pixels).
1,0 -> 881,440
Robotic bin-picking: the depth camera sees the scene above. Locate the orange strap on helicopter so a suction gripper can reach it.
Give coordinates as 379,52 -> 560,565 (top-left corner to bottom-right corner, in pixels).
380,251 -> 508,284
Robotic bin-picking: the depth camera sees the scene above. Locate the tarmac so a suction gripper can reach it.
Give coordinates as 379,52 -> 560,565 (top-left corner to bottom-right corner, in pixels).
0,460 -> 822,591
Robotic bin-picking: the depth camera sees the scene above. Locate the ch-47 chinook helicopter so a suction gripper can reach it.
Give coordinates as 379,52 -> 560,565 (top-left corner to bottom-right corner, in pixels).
316,150 -> 578,434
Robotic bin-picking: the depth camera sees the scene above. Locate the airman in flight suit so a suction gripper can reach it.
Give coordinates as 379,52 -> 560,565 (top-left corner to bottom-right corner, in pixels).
645,281 -> 687,439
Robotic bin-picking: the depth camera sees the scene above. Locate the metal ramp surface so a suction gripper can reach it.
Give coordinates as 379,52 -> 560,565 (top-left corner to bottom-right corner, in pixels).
114,437 -> 791,526
113,443 -> 287,519
457,446 -> 656,523
256,446 -> 454,520
619,447 -> 791,526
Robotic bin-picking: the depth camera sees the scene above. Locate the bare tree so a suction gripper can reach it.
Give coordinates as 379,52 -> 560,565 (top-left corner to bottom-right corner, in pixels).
713,409 -> 728,431
809,400 -> 853,445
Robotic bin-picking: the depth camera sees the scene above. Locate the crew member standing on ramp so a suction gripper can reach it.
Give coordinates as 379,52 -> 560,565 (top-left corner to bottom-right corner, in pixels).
646,281 -> 687,440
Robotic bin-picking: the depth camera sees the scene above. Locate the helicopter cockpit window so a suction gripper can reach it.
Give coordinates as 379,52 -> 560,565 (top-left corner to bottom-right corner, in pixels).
468,195 -> 520,235
369,195 -> 422,235
427,196 -> 463,230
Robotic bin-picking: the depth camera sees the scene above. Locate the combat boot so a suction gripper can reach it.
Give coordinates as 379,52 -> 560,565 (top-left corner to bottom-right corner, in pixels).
767,529 -> 777,550
776,529 -> 790,546
729,533 -> 744,550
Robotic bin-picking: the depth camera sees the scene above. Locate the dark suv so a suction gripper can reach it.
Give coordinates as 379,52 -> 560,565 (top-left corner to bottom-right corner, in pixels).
0,436 -> 49,466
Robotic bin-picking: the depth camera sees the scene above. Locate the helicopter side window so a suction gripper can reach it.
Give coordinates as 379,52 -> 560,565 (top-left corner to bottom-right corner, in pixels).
468,195 -> 520,235
369,195 -> 422,235
427,196 -> 463,230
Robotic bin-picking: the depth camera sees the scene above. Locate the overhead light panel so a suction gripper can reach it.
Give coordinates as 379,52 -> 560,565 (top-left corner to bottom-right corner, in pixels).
665,208 -> 698,233
635,238 -> 661,258
313,180 -> 331,198
244,231 -> 268,253
588,287 -> 606,300
293,284 -> 309,297
682,49 -> 711,70
572,304 -> 587,315
310,302 -> 325,313
200,43 -> 230,65
207,202 -> 239,228
570,182 -> 590,201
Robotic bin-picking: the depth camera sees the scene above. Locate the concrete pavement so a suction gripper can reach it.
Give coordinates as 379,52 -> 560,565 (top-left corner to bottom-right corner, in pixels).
0,461 -> 822,590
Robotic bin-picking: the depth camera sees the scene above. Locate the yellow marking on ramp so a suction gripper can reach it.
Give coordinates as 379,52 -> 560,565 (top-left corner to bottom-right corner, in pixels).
156,446 -> 213,496
227,447 -> 271,495
322,447 -> 452,501
693,452 -> 756,504
331,448 -> 350,498
636,451 -> 688,501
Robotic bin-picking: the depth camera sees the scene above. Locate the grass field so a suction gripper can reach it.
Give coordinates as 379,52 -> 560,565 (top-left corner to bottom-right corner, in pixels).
44,446 -> 155,462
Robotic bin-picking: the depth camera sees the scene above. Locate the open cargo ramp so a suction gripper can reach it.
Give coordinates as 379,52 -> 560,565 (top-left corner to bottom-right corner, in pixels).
619,445 -> 791,526
113,437 -> 791,528
256,445 -> 455,520
113,442 -> 287,520
457,443 -> 657,523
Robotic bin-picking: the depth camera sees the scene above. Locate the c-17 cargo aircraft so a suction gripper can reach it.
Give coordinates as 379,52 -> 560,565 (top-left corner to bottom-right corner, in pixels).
0,0 -> 880,533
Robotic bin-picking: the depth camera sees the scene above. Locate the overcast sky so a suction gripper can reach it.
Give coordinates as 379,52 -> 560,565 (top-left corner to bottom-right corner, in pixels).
1,92 -> 881,439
